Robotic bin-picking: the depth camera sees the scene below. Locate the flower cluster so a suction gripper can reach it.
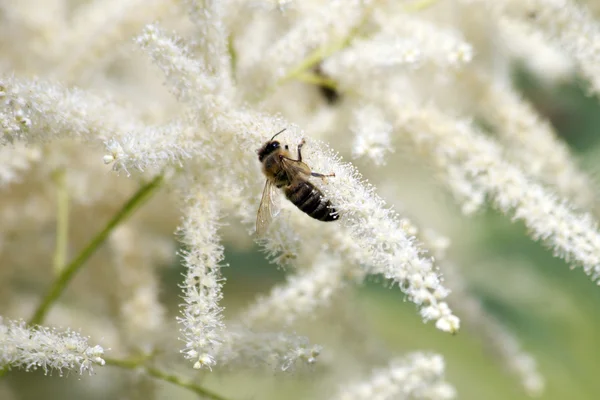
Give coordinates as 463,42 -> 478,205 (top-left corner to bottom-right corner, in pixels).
0,317 -> 105,376
332,353 -> 455,400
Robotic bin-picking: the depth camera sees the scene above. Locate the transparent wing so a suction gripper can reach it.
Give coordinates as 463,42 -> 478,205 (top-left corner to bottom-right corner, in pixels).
279,156 -> 311,179
256,179 -> 277,236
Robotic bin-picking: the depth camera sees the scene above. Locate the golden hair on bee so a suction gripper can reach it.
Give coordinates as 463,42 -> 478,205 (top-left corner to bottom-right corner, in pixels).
256,129 -> 339,236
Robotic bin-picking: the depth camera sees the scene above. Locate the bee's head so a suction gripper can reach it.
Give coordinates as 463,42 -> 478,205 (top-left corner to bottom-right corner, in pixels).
257,128 -> 287,162
257,140 -> 280,162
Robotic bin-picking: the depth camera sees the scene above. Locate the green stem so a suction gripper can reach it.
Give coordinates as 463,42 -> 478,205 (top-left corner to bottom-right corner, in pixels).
29,174 -> 163,326
272,0 -> 439,94
269,0 -> 378,96
104,357 -> 229,400
52,168 -> 69,274
295,72 -> 338,90
227,34 -> 237,81
276,25 -> 361,89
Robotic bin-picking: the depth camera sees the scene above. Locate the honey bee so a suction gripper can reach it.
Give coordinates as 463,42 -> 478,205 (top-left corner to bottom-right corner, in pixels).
256,129 -> 339,236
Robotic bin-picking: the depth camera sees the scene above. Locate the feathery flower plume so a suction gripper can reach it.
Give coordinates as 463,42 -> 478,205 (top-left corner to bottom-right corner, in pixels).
0,76 -> 142,144
395,105 -> 600,283
0,317 -> 105,375
177,187 -> 225,370
135,23 -> 218,102
217,328 -> 321,371
497,17 -> 574,83
350,104 -> 394,166
183,0 -> 233,94
109,226 -> 170,353
242,254 -> 345,328
312,144 -> 459,333
501,0 -> 600,95
331,353 -> 455,400
323,10 -> 473,81
476,75 -> 595,208
104,117 -> 207,173
125,23 -> 461,334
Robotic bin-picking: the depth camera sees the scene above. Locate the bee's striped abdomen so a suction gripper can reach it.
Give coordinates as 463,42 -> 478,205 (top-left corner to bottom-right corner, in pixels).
285,180 -> 339,222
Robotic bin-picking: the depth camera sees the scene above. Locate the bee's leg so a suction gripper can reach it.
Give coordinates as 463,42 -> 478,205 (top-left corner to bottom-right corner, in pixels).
297,138 -> 306,161
311,171 -> 336,182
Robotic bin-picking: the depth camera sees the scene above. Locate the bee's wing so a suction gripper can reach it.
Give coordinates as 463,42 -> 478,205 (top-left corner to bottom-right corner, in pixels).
280,156 -> 311,179
256,179 -> 277,236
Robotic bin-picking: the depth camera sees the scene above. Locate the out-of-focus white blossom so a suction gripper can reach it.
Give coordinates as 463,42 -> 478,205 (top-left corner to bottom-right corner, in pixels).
498,17 -> 575,83
0,317 -> 105,375
350,105 -> 393,166
0,76 -> 142,143
331,353 -> 455,400
477,77 -> 594,208
395,105 -> 600,283
109,226 -> 172,353
501,0 -> 600,95
217,327 -> 322,371
242,254 -> 345,327
135,24 -> 218,102
0,143 -> 41,187
183,0 -> 233,95
0,0 -> 68,70
51,0 -> 174,83
242,0 -> 368,91
104,117 -> 209,174
323,11 -> 473,82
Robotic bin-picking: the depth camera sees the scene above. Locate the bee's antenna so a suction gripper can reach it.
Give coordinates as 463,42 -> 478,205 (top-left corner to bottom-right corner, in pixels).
270,128 -> 286,141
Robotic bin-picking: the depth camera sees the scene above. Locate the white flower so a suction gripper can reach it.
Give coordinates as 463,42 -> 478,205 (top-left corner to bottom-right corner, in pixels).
476,75 -> 594,207
332,353 -> 455,400
216,327 -> 322,371
500,0 -> 600,95
351,104 -> 394,166
176,186 -> 226,369
0,317 -> 106,376
242,254 -> 345,327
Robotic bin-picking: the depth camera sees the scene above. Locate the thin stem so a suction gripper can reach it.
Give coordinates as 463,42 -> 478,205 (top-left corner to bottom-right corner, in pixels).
227,34 -> 237,81
295,72 -> 338,90
273,0 -> 438,93
104,357 -> 230,400
29,174 -> 163,326
52,168 -> 69,274
276,27 -> 361,89
271,0 -> 378,95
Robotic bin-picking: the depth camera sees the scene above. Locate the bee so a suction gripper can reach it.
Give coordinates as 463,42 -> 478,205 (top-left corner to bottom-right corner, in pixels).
256,128 -> 339,236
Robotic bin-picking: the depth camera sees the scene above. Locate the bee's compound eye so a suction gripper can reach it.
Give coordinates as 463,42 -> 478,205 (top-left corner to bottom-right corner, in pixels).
268,141 -> 280,151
